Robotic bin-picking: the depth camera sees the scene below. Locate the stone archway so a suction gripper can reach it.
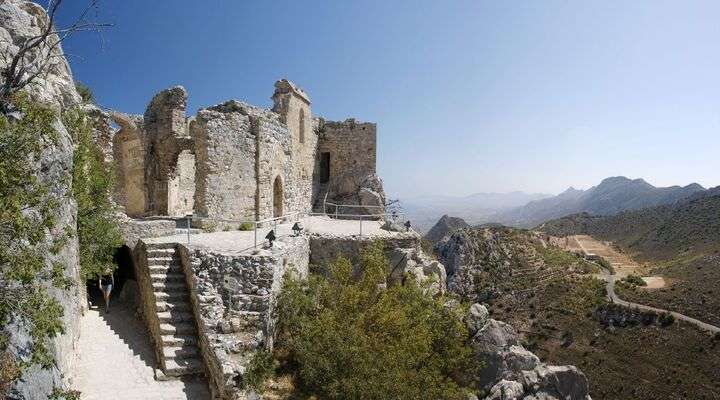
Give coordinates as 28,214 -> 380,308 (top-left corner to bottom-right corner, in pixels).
273,176 -> 283,218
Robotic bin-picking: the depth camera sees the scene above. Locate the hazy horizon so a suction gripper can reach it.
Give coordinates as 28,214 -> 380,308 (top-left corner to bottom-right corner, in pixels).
57,0 -> 720,199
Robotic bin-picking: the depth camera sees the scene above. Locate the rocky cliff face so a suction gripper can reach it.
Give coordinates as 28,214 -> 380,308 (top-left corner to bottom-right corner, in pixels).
424,214 -> 470,244
0,1 -> 83,398
436,228 -> 593,400
465,304 -> 591,400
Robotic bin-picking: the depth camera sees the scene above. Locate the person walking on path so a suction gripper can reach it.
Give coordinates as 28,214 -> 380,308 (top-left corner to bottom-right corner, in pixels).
99,271 -> 114,313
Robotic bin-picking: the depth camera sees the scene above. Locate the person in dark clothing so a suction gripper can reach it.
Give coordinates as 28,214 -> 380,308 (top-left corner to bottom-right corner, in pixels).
98,270 -> 114,313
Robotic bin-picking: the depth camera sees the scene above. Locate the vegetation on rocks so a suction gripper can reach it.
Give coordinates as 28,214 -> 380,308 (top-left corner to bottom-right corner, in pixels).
436,226 -> 720,400
0,95 -> 68,391
64,108 -> 122,280
268,242 -> 477,399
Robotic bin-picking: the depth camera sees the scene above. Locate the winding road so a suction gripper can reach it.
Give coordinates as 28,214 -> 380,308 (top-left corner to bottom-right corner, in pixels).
601,271 -> 720,334
561,234 -> 720,334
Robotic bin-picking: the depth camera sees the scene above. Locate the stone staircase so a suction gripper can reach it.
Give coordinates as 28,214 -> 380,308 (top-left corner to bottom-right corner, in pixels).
144,242 -> 205,378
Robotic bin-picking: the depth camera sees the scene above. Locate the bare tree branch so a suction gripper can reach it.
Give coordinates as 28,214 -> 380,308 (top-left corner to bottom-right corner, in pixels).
0,0 -> 111,110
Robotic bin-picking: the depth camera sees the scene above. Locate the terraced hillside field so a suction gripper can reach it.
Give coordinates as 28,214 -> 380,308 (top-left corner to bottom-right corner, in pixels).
435,227 -> 720,400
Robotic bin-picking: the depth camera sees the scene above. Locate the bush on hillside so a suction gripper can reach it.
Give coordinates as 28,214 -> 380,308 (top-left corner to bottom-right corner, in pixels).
272,242 -> 477,399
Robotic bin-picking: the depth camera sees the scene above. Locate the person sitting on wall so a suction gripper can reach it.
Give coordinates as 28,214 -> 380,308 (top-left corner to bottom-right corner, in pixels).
99,270 -> 115,313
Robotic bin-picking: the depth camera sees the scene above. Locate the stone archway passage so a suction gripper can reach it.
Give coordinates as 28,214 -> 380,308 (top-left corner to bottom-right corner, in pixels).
273,176 -> 283,218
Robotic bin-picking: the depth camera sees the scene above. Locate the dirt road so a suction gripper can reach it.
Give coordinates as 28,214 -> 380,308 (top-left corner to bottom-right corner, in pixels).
558,235 -> 719,334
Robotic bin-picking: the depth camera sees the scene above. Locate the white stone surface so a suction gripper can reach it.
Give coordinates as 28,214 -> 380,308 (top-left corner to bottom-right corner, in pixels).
145,215 -> 416,255
74,300 -> 209,400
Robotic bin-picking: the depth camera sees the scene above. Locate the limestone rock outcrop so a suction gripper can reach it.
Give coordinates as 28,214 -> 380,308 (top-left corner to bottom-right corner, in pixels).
387,247 -> 446,295
0,2 -> 83,398
0,0 -> 81,109
425,214 -> 471,244
466,305 -> 591,400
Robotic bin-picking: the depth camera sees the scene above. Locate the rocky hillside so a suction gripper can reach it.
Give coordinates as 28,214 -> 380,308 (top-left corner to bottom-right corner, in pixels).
539,189 -> 720,259
424,214 -> 470,243
435,227 -> 720,400
540,189 -> 720,326
491,176 -> 705,228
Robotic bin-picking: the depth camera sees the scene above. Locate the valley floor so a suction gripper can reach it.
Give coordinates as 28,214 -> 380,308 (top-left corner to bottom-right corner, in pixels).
559,235 -> 719,333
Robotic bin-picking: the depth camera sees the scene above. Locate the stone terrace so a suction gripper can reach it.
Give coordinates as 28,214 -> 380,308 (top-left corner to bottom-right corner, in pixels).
144,215 -> 416,255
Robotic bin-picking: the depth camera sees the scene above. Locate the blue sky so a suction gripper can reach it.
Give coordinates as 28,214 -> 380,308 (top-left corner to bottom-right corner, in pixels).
55,0 -> 720,198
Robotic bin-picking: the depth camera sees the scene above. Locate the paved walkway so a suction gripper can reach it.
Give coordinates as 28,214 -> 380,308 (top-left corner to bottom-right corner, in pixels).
74,294 -> 210,400
147,215 -> 416,255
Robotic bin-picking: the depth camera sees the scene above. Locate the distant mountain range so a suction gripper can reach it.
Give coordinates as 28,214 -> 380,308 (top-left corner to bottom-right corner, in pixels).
402,191 -> 551,232
487,176 -> 706,228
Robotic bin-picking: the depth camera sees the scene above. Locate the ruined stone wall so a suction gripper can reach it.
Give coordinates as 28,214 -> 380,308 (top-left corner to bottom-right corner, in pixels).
179,236 -> 309,399
272,79 -> 317,216
315,118 -> 385,213
254,112 -> 294,220
168,149 -> 195,216
192,101 -> 258,224
309,234 -> 419,270
143,87 -> 193,216
111,113 -> 147,217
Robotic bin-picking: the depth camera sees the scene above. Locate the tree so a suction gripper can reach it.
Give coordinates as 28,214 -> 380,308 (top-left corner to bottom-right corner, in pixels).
273,242 -> 477,399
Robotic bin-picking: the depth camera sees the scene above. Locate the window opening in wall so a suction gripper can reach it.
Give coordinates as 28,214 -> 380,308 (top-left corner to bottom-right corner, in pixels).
320,152 -> 330,184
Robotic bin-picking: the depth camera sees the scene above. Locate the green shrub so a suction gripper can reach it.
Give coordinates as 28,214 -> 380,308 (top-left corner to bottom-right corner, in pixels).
0,95 -> 68,390
64,108 -> 122,280
238,222 -> 254,231
658,312 -> 675,327
74,81 -> 95,104
242,349 -> 274,390
622,275 -> 647,287
274,242 -> 477,399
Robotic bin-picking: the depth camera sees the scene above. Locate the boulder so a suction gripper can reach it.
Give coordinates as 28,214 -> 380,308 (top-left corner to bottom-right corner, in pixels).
463,306 -> 592,400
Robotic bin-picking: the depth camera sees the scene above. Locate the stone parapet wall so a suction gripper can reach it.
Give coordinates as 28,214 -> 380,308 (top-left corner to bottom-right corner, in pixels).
315,118 -> 385,214
131,241 -> 165,367
309,234 -> 420,272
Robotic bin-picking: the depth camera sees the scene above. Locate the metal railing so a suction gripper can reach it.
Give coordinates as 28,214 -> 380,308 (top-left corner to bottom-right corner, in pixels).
183,211 -> 304,250
180,204 -> 411,253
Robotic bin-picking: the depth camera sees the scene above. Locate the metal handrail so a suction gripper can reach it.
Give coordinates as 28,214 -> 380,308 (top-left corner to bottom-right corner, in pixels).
184,211 -> 306,247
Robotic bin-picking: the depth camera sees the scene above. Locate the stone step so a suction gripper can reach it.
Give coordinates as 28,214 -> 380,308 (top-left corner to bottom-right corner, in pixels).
147,248 -> 177,258
174,228 -> 202,235
153,281 -> 188,292
146,242 -> 177,250
163,358 -> 204,377
150,272 -> 185,283
159,322 -> 196,335
147,257 -> 180,267
149,265 -> 183,274
161,334 -> 197,347
156,300 -> 192,313
155,291 -> 189,301
157,311 -> 194,323
162,345 -> 199,360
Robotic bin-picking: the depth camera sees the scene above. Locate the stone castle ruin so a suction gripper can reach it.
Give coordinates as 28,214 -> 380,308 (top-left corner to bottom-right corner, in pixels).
110,79 -> 386,226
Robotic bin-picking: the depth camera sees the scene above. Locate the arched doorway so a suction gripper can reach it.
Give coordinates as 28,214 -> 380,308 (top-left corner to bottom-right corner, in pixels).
273,176 -> 283,218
